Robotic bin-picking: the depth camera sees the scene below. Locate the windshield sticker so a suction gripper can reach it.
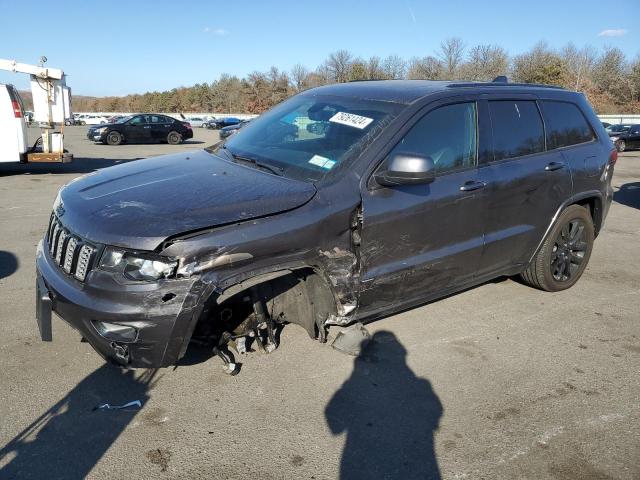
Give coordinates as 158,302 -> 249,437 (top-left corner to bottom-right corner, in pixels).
309,155 -> 336,170
329,112 -> 374,130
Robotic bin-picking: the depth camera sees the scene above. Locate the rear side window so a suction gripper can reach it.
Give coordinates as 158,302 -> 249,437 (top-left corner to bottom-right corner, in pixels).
390,102 -> 477,174
542,101 -> 594,149
489,100 -> 545,161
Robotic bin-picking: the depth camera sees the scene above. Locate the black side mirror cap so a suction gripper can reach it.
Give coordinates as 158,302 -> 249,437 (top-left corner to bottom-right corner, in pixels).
375,153 -> 436,187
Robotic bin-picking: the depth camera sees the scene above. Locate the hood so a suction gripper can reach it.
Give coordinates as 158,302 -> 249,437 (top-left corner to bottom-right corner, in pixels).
57,150 -> 316,250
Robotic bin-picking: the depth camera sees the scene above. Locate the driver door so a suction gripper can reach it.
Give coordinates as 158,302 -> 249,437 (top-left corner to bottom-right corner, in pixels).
125,115 -> 148,143
357,99 -> 488,316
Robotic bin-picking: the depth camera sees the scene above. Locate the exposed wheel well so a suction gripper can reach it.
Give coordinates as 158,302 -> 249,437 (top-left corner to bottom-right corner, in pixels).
573,196 -> 602,237
190,268 -> 338,348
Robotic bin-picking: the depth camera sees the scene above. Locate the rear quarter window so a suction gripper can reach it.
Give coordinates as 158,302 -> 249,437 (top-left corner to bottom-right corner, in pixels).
489,100 -> 545,161
542,101 -> 595,149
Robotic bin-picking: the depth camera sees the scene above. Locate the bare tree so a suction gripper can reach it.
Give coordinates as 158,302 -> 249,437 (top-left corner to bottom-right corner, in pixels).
560,43 -> 597,91
461,44 -> 508,81
366,56 -> 385,79
290,64 -> 309,92
382,54 -> 407,79
438,37 -> 465,78
324,50 -> 354,83
407,56 -> 443,80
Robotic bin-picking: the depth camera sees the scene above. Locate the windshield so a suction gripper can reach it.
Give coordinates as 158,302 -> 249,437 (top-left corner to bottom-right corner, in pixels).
117,115 -> 134,124
218,94 -> 402,182
607,124 -> 631,133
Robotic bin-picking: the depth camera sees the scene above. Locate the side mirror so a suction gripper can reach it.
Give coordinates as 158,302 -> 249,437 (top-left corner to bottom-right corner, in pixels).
374,153 -> 436,187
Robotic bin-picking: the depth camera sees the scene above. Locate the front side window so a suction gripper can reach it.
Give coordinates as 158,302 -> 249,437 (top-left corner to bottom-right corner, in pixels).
388,102 -> 477,174
542,101 -> 594,149
220,94 -> 402,182
489,100 -> 545,161
128,116 -> 144,125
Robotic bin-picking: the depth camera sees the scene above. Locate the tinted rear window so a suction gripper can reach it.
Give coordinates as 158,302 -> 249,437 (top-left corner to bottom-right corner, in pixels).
489,100 -> 545,161
542,101 -> 594,149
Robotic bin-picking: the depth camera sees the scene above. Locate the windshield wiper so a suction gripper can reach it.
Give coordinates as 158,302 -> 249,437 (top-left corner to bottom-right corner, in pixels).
223,146 -> 284,176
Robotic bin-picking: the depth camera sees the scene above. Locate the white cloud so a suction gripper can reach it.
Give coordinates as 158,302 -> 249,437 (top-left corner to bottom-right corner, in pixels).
203,27 -> 228,36
598,29 -> 628,37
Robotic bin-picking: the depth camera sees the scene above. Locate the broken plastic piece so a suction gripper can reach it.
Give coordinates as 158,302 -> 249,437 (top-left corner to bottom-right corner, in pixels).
93,400 -> 142,411
222,362 -> 240,375
331,322 -> 371,356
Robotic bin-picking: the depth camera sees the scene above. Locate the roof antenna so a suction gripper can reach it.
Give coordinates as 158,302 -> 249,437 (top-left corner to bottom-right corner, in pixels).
493,75 -> 508,83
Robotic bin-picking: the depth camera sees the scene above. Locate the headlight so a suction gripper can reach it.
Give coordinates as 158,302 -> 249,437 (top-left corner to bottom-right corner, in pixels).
96,126 -> 108,134
99,247 -> 177,281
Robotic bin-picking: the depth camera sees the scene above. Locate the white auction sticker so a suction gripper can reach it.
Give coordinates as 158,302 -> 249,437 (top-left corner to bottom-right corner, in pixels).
329,112 -> 374,130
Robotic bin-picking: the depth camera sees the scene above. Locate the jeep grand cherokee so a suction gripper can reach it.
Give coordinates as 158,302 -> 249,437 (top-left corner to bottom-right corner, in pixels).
36,80 -> 615,371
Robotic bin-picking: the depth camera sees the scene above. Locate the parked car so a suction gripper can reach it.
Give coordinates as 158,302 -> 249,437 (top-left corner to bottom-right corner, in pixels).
206,116 -> 242,129
607,124 -> 640,152
219,119 -> 251,139
187,116 -> 209,128
108,115 -> 125,123
36,80 -> 615,373
87,114 -> 193,145
77,114 -> 108,126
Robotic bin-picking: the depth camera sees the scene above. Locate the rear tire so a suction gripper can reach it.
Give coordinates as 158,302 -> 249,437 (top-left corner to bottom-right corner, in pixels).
520,205 -> 594,292
81,121 -> 86,126
616,140 -> 626,152
167,131 -> 182,145
106,131 -> 122,146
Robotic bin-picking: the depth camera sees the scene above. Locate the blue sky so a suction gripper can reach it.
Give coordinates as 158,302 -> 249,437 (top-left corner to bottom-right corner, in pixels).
0,0 -> 637,96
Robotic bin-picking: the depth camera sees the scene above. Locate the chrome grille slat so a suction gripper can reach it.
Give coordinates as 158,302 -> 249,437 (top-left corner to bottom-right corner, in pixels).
55,230 -> 68,263
63,237 -> 79,273
50,223 -> 60,256
75,245 -> 95,281
46,214 -> 98,282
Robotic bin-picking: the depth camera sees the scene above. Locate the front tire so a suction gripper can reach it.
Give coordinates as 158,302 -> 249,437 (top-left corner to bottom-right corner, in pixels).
106,131 -> 122,146
616,140 -> 626,152
81,121 -> 86,126
520,204 -> 594,292
167,131 -> 182,145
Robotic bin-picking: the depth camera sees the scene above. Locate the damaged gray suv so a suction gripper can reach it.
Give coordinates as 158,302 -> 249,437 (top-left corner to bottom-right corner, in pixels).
36,80 -> 616,372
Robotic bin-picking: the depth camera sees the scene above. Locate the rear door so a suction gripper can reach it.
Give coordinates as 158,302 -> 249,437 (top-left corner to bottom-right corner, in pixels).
150,115 -> 171,142
477,97 -> 573,276
539,100 -> 599,193
358,98 -> 488,314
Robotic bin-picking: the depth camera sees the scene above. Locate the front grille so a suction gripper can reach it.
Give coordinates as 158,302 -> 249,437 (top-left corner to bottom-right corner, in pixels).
46,214 -> 99,282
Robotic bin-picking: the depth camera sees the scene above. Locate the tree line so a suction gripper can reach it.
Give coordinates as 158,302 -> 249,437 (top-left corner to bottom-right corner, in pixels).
26,39 -> 640,115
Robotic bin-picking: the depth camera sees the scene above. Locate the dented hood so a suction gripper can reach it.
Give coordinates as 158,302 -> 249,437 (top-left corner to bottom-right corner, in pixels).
57,150 -> 316,250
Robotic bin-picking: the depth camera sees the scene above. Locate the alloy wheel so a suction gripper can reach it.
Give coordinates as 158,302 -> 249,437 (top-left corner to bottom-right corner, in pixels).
551,219 -> 587,282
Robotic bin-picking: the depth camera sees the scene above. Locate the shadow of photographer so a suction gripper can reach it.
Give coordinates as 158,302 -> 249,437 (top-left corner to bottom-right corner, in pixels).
326,330 -> 443,480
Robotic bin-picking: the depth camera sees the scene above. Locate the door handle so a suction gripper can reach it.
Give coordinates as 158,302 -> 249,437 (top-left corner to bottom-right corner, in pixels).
459,180 -> 486,192
144,126 -> 151,129
545,161 -> 565,171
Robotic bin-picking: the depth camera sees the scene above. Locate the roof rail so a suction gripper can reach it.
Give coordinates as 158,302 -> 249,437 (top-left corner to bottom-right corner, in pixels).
446,81 -> 565,90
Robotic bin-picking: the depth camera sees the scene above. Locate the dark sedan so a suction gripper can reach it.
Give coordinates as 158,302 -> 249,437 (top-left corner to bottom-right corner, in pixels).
205,117 -> 242,129
607,124 -> 640,152
87,114 -> 193,145
219,119 -> 251,139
